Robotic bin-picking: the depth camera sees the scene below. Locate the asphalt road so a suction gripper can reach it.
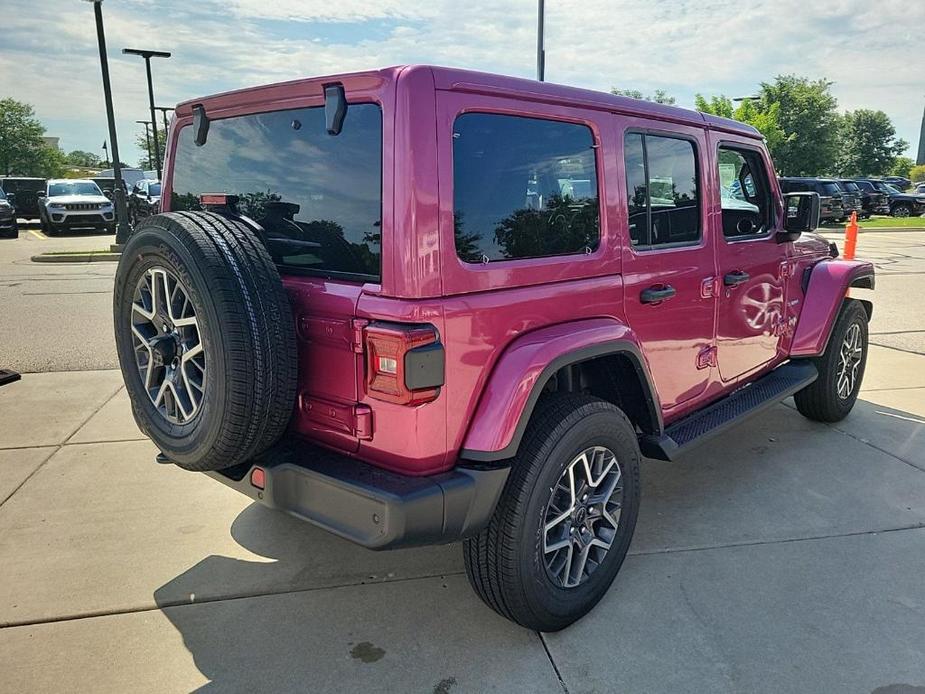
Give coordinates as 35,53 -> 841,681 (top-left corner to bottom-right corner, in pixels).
2,222 -> 924,374
0,221 -> 117,372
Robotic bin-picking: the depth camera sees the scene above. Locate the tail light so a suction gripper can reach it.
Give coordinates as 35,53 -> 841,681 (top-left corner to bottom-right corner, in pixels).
364,323 -> 444,405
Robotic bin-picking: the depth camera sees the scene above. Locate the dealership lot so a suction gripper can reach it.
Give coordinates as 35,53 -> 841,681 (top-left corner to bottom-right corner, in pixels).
1,229 -> 924,692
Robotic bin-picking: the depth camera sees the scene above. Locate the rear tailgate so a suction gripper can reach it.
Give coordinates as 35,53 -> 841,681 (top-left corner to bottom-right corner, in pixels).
284,277 -> 367,452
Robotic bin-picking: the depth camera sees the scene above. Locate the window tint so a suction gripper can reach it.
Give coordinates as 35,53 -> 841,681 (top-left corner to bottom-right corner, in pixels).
717,147 -> 772,239
624,133 -> 648,247
622,133 -> 700,248
171,104 -> 382,280
452,113 -> 599,263
839,181 -> 860,192
820,182 -> 840,196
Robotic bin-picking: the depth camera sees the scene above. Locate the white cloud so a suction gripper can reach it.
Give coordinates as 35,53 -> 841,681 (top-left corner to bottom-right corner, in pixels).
1,0 -> 921,165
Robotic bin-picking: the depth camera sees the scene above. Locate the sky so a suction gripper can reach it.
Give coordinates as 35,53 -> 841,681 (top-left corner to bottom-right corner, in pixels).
2,0 -> 922,169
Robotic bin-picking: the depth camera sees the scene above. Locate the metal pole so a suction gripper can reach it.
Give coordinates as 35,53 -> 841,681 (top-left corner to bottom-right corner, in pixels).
142,57 -> 162,179
136,120 -> 152,170
89,1 -> 131,246
155,107 -> 172,139
536,0 -> 545,81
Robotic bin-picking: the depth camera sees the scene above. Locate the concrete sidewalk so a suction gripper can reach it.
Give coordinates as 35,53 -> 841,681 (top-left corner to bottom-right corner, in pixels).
1,347 -> 924,693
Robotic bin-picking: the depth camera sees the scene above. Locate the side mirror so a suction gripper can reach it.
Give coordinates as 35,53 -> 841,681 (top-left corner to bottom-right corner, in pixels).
104,190 -> 114,200
779,192 -> 820,242
5,192 -> 15,205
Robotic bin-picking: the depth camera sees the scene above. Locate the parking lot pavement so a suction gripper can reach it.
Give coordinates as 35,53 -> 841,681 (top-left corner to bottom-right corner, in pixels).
1,350 -> 924,692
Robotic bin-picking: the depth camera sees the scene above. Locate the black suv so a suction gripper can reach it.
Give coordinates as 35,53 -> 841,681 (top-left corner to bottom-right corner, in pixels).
857,179 -> 925,218
0,177 -> 47,219
0,186 -> 18,238
852,180 -> 891,216
778,177 -> 846,222
127,179 -> 161,226
832,179 -> 864,218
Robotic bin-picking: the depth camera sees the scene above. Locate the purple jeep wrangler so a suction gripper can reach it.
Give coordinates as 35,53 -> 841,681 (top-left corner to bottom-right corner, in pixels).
114,66 -> 874,631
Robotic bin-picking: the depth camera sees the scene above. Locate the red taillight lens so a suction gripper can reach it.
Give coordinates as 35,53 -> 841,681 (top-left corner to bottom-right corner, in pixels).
199,193 -> 239,207
365,323 -> 444,405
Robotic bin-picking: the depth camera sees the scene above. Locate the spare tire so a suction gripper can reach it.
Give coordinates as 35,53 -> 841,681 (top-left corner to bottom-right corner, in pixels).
113,211 -> 298,471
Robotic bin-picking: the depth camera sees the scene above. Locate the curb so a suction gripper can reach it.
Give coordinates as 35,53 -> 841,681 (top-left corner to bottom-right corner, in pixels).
31,253 -> 121,263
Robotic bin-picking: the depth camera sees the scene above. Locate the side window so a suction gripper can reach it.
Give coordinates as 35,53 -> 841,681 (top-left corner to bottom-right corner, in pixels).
717,147 -> 772,239
622,133 -> 700,249
452,113 -> 600,263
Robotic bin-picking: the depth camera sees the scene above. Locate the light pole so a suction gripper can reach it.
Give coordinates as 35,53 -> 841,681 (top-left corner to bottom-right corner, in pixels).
154,106 -> 173,142
536,0 -> 545,81
122,48 -> 171,180
136,120 -> 153,171
84,0 -> 131,247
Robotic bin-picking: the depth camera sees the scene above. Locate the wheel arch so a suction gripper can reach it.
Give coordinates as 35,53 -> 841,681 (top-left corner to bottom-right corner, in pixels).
459,318 -> 661,463
791,259 -> 875,358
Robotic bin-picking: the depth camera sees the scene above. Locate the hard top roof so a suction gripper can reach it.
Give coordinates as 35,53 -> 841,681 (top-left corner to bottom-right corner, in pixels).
175,65 -> 762,139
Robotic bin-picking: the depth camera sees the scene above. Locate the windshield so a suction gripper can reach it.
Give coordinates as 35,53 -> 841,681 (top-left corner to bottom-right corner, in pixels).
820,182 -> 841,196
885,184 -> 902,194
48,181 -> 103,197
0,188 -> 6,201
148,183 -> 162,196
170,104 -> 382,281
870,181 -> 892,193
839,181 -> 860,192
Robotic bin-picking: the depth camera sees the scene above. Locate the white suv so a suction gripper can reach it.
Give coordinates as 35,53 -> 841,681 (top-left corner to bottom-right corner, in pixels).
40,179 -> 116,235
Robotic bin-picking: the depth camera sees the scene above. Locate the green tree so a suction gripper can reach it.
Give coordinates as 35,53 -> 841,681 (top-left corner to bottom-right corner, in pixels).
134,127 -> 167,170
756,75 -> 840,176
889,156 -> 915,180
694,94 -> 734,119
35,144 -> 68,177
909,164 -> 925,184
0,97 -> 48,175
835,109 -> 908,177
611,87 -> 676,105
66,150 -> 101,168
695,94 -> 790,163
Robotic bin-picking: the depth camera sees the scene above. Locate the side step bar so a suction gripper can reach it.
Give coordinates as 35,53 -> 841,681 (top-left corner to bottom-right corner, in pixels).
639,360 -> 818,461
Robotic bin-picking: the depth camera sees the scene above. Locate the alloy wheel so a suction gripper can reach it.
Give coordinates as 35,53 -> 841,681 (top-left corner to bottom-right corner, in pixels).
836,322 -> 863,400
543,446 -> 624,588
130,266 -> 206,424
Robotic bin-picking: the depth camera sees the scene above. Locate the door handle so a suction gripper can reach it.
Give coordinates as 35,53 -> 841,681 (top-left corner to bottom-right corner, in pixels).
723,270 -> 750,287
640,285 -> 677,304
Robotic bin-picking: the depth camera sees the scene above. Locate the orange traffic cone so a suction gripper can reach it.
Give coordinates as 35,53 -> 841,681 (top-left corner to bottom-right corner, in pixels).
844,211 -> 858,260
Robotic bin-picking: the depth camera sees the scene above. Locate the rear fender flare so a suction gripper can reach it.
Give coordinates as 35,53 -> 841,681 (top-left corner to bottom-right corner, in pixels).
791,259 -> 875,358
459,318 -> 661,462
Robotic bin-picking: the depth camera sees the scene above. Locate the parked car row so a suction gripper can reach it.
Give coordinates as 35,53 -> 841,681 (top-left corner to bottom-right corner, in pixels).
779,176 -> 925,220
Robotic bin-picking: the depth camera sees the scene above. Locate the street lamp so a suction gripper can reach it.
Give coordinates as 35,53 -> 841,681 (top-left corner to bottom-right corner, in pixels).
154,106 -> 173,139
122,48 -> 171,180
84,0 -> 131,247
136,120 -> 152,171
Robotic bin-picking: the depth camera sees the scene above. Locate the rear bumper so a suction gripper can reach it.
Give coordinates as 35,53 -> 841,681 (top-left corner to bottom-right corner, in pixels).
201,441 -> 510,550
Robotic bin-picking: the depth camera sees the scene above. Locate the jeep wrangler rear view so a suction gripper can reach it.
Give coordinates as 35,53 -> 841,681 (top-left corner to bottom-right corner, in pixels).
114,66 -> 874,631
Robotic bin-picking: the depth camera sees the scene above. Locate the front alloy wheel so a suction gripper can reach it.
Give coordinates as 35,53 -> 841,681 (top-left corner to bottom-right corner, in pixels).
836,322 -> 863,401
130,266 -> 206,424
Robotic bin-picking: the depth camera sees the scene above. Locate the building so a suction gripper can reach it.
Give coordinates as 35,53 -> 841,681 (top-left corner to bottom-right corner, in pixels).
917,104 -> 925,166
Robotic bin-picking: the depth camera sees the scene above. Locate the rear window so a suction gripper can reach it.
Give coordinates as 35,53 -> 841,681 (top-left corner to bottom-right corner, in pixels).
170,104 -> 382,281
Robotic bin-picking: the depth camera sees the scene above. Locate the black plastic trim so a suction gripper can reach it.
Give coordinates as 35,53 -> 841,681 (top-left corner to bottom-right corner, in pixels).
203,441 -> 510,550
405,341 -> 445,390
459,340 -> 662,462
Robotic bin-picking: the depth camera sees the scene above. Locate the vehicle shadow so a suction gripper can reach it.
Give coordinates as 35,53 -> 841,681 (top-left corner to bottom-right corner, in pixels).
152,504 -> 482,692
152,397 -> 925,691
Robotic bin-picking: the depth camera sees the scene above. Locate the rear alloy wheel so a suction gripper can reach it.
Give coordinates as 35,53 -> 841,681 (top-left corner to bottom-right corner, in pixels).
130,266 -> 206,424
464,393 -> 640,631
114,211 -> 298,471
794,299 -> 868,422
